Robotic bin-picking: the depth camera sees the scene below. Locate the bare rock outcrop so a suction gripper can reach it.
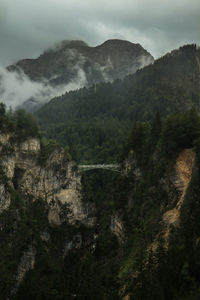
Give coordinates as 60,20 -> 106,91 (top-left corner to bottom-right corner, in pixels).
110,213 -> 125,244
0,134 -> 95,227
9,244 -> 36,298
162,149 -> 195,246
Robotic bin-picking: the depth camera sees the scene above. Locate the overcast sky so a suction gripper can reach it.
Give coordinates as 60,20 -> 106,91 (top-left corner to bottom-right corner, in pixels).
0,0 -> 200,66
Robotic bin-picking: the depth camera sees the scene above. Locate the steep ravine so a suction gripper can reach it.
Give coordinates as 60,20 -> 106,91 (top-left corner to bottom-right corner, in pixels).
1,124 -> 200,299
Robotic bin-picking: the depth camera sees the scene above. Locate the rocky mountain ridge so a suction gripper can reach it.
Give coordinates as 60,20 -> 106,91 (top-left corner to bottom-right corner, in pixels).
3,39 -> 154,111
8,39 -> 154,86
0,133 -> 95,227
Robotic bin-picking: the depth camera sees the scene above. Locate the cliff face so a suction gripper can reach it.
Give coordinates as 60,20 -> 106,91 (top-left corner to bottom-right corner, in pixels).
118,143 -> 200,299
0,132 -> 97,298
0,133 -> 94,227
161,149 -> 196,246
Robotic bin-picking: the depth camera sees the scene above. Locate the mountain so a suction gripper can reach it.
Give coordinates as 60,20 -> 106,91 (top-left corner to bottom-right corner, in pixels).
8,39 -> 154,86
5,39 -> 153,111
35,44 -> 200,163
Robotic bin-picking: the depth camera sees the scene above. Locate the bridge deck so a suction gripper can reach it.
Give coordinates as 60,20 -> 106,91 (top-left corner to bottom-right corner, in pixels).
78,164 -> 121,172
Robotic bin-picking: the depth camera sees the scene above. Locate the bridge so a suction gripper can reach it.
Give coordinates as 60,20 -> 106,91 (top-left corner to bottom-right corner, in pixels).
78,164 -> 121,172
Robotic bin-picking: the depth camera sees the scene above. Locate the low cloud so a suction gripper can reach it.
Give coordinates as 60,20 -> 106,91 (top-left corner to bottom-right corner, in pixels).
0,37 -> 155,109
0,66 -> 87,109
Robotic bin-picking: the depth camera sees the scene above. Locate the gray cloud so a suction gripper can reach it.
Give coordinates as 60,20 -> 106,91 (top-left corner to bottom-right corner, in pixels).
0,65 -> 87,109
0,0 -> 200,66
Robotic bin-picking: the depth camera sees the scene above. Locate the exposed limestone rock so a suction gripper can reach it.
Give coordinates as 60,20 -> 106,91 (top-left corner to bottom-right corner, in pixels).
122,149 -> 142,179
162,149 -> 196,246
63,233 -> 82,258
10,244 -> 36,298
148,149 -> 195,254
0,184 -> 11,214
123,295 -> 130,300
111,214 -> 125,244
0,133 -> 95,227
19,138 -> 41,153
40,230 -> 50,242
0,133 -> 97,297
48,207 -> 62,226
2,156 -> 16,179
0,133 -> 11,147
50,175 -> 96,226
0,137 -> 40,180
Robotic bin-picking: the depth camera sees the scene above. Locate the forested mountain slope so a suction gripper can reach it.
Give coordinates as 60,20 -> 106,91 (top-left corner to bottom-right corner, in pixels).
1,105 -> 200,299
35,44 -> 200,163
112,109 -> 200,299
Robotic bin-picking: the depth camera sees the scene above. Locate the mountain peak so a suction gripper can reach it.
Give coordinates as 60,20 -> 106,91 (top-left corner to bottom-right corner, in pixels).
98,39 -> 139,46
8,38 -> 154,85
46,40 -> 89,53
96,39 -> 141,50
5,38 -> 154,111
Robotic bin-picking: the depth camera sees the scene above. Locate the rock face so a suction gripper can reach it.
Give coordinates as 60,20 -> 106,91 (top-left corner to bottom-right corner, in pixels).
162,149 -> 196,247
63,233 -> 83,258
8,39 -> 154,88
10,244 -> 36,298
110,214 -> 125,244
122,149 -> 142,179
146,148 -> 196,253
0,133 -> 95,227
0,132 -> 97,297
0,183 -> 11,214
119,146 -> 199,300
